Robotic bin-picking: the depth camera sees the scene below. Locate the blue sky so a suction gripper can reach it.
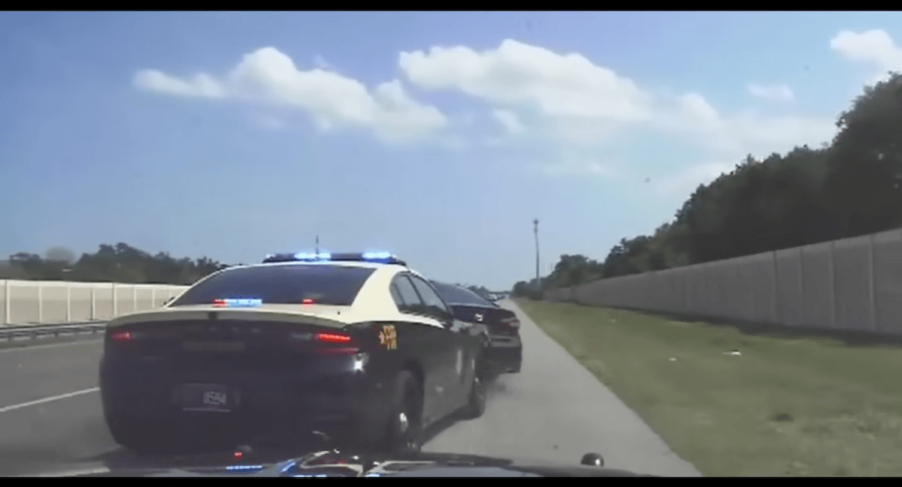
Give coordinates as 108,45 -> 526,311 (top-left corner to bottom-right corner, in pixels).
1,11 -> 900,289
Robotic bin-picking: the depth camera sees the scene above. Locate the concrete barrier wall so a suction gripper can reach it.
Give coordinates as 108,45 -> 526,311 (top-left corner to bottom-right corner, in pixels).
544,228 -> 902,336
0,280 -> 190,326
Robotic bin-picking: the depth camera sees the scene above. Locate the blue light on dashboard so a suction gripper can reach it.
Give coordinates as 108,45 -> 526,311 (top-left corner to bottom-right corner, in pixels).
226,465 -> 264,471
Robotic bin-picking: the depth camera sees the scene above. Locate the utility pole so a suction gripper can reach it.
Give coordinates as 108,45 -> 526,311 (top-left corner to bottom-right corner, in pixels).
533,218 -> 540,292
315,235 -> 320,255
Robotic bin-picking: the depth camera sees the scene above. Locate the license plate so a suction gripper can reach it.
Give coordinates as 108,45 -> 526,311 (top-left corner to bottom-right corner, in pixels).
182,341 -> 246,352
178,383 -> 239,412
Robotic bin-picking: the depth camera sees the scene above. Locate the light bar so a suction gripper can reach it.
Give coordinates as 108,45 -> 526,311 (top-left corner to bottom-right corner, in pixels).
293,252 -> 332,261
263,252 -> 331,263
262,251 -> 406,266
362,251 -> 394,262
212,298 -> 263,308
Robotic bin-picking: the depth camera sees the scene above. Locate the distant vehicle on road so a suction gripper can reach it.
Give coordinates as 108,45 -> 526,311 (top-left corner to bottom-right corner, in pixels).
430,281 -> 522,378
99,252 -> 488,455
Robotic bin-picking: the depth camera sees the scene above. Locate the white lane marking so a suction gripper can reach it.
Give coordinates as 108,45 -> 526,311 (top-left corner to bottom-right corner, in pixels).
0,387 -> 99,414
0,338 -> 102,354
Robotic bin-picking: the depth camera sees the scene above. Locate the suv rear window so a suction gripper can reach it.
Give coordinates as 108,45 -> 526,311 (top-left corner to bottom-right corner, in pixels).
171,264 -> 376,306
430,281 -> 496,307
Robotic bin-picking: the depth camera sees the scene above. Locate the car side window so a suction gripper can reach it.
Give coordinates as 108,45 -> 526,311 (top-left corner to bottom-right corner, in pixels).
392,276 -> 424,314
409,276 -> 453,321
389,282 -> 405,307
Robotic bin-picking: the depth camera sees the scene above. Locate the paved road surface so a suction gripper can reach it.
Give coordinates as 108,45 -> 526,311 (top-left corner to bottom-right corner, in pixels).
0,301 -> 700,477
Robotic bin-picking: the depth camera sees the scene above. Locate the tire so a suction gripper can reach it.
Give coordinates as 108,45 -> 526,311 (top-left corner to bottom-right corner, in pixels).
508,359 -> 522,374
460,354 -> 487,420
381,370 -> 424,455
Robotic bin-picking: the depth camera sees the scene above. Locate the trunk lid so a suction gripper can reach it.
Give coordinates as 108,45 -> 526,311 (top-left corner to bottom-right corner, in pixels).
108,304 -> 354,330
104,305 -> 363,371
448,304 -> 519,335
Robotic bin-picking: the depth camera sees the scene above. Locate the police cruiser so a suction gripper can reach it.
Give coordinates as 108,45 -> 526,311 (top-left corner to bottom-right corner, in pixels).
98,251 -> 488,455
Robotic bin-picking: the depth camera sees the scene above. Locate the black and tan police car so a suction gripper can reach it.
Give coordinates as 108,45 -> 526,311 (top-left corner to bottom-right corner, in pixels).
98,252 -> 488,455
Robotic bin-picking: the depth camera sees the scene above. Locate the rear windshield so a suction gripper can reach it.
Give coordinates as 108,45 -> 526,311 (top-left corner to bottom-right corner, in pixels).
171,264 -> 376,306
431,281 -> 495,307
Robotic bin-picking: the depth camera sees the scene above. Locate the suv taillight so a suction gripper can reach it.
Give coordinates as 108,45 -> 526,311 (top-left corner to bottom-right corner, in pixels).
500,317 -> 520,330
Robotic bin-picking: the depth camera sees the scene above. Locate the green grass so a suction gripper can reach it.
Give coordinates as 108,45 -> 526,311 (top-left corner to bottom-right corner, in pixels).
515,299 -> 902,477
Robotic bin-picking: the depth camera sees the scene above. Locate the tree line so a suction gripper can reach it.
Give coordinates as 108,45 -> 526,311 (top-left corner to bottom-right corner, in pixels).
513,72 -> 902,297
1,244 -> 503,298
1,243 -> 230,285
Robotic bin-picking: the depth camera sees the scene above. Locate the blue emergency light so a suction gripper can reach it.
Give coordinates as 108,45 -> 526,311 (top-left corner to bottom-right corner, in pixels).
262,251 -> 406,266
293,252 -> 332,261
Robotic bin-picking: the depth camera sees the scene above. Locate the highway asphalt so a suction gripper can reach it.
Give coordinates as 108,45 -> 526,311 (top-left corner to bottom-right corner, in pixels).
0,300 -> 700,477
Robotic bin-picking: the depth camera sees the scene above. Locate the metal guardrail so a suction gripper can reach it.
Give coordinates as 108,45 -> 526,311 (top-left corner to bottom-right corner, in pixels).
0,321 -> 107,342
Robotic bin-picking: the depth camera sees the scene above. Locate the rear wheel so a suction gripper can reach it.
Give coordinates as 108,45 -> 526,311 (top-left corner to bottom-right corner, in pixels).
460,354 -> 487,419
381,370 -> 423,454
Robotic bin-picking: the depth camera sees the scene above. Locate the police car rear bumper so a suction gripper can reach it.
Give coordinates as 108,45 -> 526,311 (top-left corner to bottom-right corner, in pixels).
99,358 -> 389,445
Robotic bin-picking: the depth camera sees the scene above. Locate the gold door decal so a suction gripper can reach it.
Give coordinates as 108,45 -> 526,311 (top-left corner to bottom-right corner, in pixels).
379,325 -> 397,350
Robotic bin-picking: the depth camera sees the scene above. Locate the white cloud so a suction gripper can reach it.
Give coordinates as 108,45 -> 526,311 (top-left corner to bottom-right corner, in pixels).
747,83 -> 794,102
133,70 -> 226,99
134,35 -> 859,195
134,47 -> 447,144
250,114 -> 285,131
831,29 -> 902,84
397,38 -> 835,189
492,109 -> 525,134
399,40 -> 652,126
313,54 -> 332,70
536,152 -> 616,178
651,161 -> 733,197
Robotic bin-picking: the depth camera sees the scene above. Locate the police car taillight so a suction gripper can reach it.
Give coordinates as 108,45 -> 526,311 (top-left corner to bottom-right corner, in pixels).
110,330 -> 133,342
315,332 -> 352,343
109,328 -> 174,343
314,332 -> 360,355
287,331 -> 360,355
